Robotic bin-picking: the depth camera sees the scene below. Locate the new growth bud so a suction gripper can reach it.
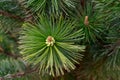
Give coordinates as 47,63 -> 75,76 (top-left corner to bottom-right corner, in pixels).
84,16 -> 89,26
45,36 -> 55,46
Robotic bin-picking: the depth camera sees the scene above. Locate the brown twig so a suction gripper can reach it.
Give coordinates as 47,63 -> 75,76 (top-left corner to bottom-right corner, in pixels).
0,68 -> 38,80
0,46 -> 21,59
0,10 -> 24,21
0,46 -> 4,53
4,52 -> 21,59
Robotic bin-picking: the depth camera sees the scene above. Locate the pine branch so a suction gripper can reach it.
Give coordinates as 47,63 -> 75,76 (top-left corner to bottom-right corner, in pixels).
0,10 -> 24,21
95,39 -> 120,68
17,0 -> 34,22
0,68 -> 38,80
106,39 -> 120,56
0,46 -> 21,59
0,0 -> 34,23
4,52 -> 21,59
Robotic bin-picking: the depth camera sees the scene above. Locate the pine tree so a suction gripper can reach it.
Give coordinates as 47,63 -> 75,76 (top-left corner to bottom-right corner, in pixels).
0,0 -> 120,80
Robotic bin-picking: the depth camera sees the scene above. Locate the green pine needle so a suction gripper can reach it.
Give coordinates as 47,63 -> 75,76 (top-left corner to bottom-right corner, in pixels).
19,15 -> 85,76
